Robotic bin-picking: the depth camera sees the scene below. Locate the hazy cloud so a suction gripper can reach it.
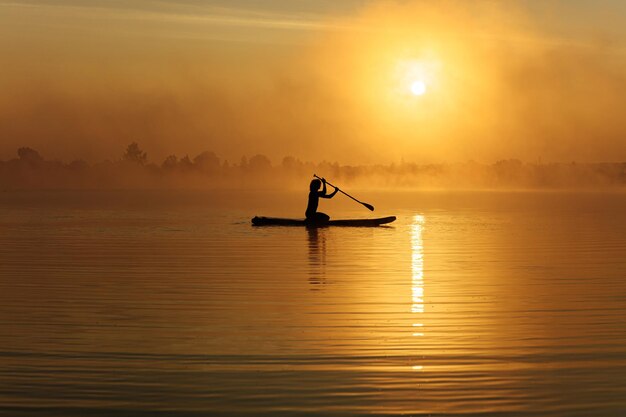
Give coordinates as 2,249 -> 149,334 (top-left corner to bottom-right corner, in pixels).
1,0 -> 626,164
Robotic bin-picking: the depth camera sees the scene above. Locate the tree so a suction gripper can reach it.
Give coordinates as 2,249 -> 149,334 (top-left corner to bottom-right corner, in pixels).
239,156 -> 248,171
162,155 -> 178,170
281,156 -> 298,170
17,147 -> 43,164
248,154 -> 271,172
123,142 -> 147,165
179,155 -> 193,171
194,151 -> 220,174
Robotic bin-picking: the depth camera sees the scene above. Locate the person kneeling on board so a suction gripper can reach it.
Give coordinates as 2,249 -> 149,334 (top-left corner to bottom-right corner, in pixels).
306,177 -> 339,223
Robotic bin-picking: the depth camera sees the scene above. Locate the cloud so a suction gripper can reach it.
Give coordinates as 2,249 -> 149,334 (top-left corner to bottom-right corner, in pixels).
0,0 -> 364,35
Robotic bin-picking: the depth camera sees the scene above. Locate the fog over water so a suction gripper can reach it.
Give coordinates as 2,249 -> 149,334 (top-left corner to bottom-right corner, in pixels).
1,144 -> 625,190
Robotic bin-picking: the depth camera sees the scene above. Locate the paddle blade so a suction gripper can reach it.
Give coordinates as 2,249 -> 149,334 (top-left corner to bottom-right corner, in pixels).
362,202 -> 375,211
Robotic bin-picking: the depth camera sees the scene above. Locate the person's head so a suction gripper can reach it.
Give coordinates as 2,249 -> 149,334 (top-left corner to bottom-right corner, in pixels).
310,179 -> 321,191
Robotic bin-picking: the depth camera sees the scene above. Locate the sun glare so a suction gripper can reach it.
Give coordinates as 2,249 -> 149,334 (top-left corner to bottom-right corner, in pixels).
392,59 -> 438,100
411,80 -> 427,96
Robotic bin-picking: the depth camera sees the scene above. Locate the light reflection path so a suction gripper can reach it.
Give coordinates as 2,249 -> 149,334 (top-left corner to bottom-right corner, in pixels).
307,227 -> 326,289
411,215 -> 425,370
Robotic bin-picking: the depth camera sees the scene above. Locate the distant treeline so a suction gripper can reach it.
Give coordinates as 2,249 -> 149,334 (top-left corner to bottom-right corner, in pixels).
1,143 -> 626,190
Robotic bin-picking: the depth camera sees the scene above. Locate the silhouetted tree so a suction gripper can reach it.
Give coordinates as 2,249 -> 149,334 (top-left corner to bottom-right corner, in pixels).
494,159 -> 523,184
239,156 -> 248,171
248,154 -> 271,172
124,142 -> 148,165
194,151 -> 220,174
162,155 -> 178,170
17,147 -> 43,165
281,156 -> 298,170
178,155 -> 193,171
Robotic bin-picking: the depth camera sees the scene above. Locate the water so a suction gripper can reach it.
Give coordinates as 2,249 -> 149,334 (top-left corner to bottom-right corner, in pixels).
1,190 -> 625,416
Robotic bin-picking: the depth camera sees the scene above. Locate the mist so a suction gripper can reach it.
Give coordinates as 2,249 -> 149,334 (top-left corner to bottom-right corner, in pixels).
1,143 -> 624,191
1,0 -> 626,164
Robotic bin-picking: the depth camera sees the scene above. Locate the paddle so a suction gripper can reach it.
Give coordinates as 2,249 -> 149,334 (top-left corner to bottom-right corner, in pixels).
314,174 -> 374,212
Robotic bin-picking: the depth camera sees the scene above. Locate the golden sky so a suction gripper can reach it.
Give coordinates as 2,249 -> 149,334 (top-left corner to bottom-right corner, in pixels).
1,0 -> 626,164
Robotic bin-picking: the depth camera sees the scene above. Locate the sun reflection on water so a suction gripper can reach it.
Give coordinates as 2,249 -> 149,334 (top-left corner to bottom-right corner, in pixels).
411,215 -> 425,370
411,215 -> 425,315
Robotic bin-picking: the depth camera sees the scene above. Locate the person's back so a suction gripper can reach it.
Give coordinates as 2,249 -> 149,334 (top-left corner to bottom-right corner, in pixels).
305,189 -> 320,219
305,177 -> 338,223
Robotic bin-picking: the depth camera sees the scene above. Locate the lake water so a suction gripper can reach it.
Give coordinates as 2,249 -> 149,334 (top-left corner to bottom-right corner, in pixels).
1,190 -> 625,416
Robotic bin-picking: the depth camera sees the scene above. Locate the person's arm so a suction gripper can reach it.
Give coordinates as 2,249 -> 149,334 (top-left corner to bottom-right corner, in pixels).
321,178 -> 327,196
321,185 -> 339,199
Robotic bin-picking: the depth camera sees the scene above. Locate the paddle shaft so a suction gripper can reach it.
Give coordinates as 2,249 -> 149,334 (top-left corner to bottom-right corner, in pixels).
314,175 -> 374,211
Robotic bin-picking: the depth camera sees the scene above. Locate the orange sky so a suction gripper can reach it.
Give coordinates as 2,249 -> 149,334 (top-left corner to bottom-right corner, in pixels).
1,0 -> 626,164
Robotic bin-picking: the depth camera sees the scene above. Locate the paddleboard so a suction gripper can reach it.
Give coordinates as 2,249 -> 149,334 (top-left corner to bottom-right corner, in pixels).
251,216 -> 396,227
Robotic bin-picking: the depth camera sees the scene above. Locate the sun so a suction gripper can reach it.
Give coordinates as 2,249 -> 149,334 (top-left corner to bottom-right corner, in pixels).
410,80 -> 427,96
392,59 -> 436,99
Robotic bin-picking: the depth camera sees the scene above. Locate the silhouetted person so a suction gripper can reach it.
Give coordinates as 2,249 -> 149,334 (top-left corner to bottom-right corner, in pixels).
306,177 -> 339,223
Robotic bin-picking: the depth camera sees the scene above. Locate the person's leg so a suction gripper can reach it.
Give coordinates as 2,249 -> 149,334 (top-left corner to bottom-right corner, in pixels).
315,212 -> 330,222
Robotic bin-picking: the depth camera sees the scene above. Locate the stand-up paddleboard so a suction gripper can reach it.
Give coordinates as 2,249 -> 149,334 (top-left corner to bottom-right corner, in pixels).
251,216 -> 396,227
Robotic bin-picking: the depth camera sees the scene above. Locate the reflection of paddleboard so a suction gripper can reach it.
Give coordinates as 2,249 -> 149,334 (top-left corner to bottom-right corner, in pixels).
251,216 -> 396,227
